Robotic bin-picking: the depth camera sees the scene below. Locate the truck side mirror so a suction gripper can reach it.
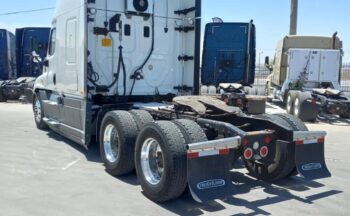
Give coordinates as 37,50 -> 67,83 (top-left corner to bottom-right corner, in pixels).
264,56 -> 273,72
32,51 -> 42,63
265,56 -> 270,65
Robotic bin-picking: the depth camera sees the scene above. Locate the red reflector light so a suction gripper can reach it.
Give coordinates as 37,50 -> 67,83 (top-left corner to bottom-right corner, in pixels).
219,149 -> 230,155
244,148 -> 253,160
187,152 -> 199,159
265,136 -> 272,144
296,140 -> 304,145
318,137 -> 325,144
243,139 -> 249,146
260,146 -> 268,158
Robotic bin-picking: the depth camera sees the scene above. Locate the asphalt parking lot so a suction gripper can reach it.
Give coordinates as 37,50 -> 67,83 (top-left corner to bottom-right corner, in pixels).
1,102 -> 350,216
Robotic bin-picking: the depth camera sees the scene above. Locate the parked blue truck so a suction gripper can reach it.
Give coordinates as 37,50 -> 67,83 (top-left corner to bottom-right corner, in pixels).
0,29 -> 16,81
15,27 -> 50,78
201,21 -> 256,86
0,27 -> 50,102
201,21 -> 266,114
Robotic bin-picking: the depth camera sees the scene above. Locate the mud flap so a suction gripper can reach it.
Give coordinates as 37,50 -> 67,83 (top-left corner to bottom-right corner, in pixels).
187,137 -> 240,202
187,154 -> 237,202
294,131 -> 331,179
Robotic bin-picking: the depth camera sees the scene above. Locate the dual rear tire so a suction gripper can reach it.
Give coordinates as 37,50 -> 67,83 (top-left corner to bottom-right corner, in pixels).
286,91 -> 318,122
99,111 -> 206,202
135,120 -> 207,202
99,111 -> 139,176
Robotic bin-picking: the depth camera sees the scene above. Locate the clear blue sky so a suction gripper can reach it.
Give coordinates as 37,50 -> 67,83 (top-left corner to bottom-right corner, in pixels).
0,0 -> 349,61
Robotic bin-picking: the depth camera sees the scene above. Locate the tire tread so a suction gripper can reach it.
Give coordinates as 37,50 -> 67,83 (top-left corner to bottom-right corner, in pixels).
135,121 -> 187,202
100,111 -> 138,176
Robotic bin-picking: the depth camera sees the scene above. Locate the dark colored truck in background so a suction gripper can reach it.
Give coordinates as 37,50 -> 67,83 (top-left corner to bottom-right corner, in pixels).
0,29 -> 16,81
201,21 -> 256,86
0,27 -> 50,102
15,27 -> 50,78
201,21 -> 266,114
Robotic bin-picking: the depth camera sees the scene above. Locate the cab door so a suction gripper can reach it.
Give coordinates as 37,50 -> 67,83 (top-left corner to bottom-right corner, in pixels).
41,26 -> 61,122
56,16 -> 86,146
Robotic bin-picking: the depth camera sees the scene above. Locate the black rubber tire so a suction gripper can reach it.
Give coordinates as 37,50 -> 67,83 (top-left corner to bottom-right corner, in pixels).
340,114 -> 350,119
172,119 -> 208,144
274,113 -> 309,131
33,94 -> 48,130
340,92 -> 350,119
129,109 -> 154,130
293,92 -> 318,122
0,87 -> 7,102
135,121 -> 187,202
286,91 -> 296,114
172,119 -> 208,196
265,82 -> 273,101
274,113 -> 309,177
100,111 -> 138,176
244,114 -> 297,181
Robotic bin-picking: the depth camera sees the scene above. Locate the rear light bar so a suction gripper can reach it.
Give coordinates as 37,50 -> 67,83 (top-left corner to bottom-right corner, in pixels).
307,98 -> 321,105
187,136 -> 241,159
294,131 -> 327,145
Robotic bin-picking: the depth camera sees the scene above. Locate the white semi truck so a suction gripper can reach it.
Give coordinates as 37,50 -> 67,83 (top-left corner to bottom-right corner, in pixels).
265,35 -> 350,121
32,0 -> 330,202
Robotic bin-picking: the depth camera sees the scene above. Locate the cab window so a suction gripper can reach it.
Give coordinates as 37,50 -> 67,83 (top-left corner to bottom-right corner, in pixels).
48,28 -> 56,56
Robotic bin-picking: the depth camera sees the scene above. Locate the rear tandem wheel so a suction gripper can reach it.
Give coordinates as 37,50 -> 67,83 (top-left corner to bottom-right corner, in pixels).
135,121 -> 188,202
293,92 -> 318,122
99,111 -> 139,176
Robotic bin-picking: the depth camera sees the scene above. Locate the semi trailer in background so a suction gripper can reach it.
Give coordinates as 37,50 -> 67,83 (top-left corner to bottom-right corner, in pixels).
32,0 -> 331,203
0,29 -> 16,81
201,21 -> 266,114
0,27 -> 50,102
265,34 -> 350,121
0,29 -> 16,101
15,27 -> 50,78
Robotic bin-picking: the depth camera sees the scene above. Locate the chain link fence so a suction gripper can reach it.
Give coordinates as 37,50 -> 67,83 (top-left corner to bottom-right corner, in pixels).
254,63 -> 350,92
341,62 -> 350,92
254,66 -> 270,87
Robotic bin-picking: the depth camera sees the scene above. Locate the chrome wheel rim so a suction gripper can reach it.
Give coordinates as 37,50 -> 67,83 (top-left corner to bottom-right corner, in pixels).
294,98 -> 300,116
34,97 -> 42,123
286,95 -> 292,113
103,124 -> 119,163
141,138 -> 164,185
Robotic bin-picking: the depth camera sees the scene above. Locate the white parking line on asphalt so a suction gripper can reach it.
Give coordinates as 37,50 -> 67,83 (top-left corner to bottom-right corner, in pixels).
62,159 -> 81,171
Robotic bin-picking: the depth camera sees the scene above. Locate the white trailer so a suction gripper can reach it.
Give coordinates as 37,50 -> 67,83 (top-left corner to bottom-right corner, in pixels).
266,35 -> 350,121
32,0 -> 331,203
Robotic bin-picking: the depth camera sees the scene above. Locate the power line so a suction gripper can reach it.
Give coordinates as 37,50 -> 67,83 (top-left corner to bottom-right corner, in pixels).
0,7 -> 55,16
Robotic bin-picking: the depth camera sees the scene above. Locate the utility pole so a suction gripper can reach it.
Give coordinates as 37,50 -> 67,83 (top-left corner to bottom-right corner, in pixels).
290,0 -> 298,35
259,51 -> 264,71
